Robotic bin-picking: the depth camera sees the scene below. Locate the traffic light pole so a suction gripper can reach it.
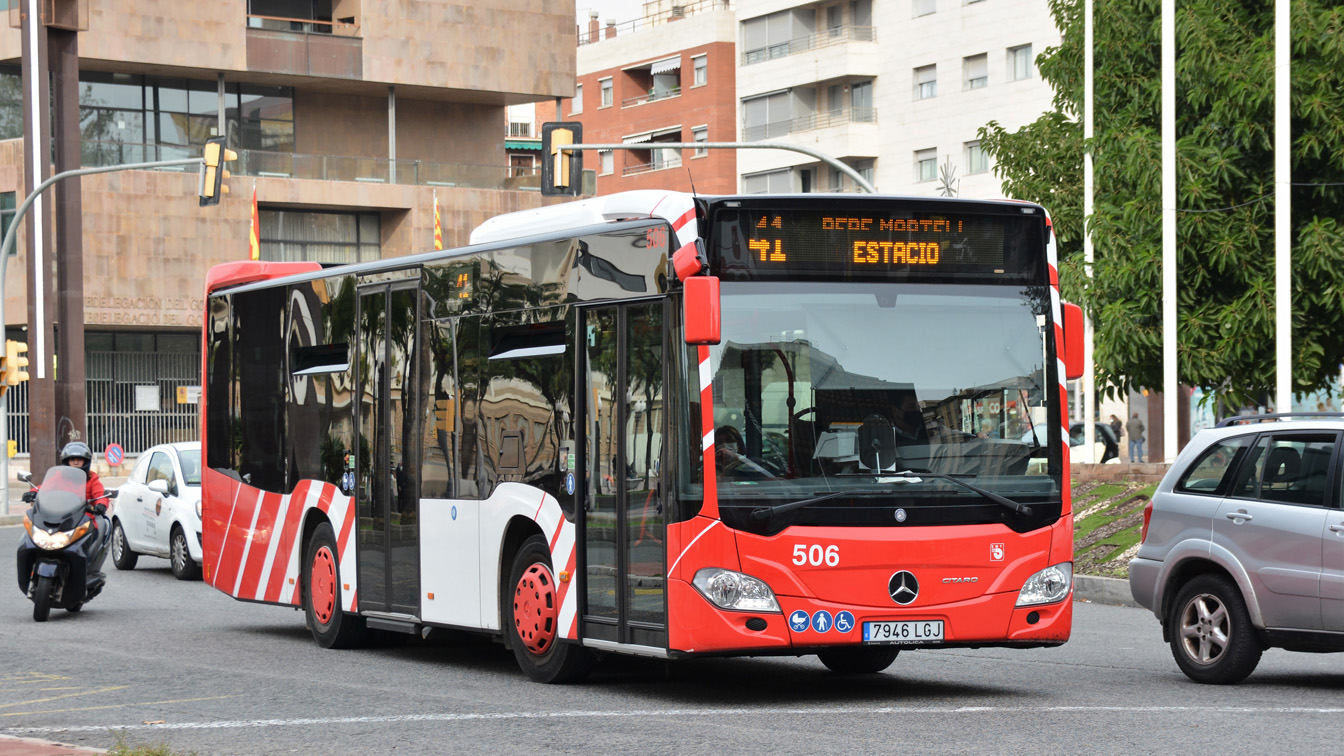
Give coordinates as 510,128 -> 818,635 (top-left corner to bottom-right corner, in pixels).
0,157 -> 202,513
559,142 -> 878,194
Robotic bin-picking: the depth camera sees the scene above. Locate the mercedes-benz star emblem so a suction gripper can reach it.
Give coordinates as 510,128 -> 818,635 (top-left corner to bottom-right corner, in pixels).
888,571 -> 919,605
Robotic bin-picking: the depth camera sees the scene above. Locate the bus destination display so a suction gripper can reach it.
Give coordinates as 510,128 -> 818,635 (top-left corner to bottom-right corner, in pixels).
712,208 -> 1035,279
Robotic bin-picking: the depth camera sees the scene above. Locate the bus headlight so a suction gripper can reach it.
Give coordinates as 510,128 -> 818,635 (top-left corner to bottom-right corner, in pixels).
1016,562 -> 1073,606
692,568 -> 780,612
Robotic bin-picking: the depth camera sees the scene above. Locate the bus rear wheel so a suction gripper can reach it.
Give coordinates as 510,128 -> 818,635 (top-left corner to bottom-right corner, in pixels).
817,646 -> 900,674
508,535 -> 592,684
303,522 -> 367,649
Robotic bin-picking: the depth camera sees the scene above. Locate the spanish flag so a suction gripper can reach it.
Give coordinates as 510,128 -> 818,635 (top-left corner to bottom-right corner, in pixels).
249,182 -> 260,261
433,189 -> 443,251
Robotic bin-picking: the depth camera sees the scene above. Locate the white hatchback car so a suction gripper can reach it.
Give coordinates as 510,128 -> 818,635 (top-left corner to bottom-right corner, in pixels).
110,441 -> 203,580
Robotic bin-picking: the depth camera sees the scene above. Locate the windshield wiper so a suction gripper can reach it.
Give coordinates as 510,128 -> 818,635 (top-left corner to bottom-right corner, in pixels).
750,491 -> 868,521
875,472 -> 1034,516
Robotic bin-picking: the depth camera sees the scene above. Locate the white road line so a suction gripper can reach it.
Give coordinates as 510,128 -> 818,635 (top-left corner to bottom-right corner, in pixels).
9,705 -> 1344,734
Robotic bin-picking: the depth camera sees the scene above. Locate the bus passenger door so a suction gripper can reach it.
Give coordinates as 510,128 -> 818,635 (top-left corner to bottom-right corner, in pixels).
356,279 -> 422,618
581,301 -> 668,649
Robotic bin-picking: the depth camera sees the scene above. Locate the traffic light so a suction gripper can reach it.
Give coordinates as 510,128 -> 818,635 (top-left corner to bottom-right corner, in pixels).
541,122 -> 584,197
199,135 -> 238,206
3,340 -> 29,389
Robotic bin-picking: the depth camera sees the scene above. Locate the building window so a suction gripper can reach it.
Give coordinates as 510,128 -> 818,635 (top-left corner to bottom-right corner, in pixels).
913,0 -> 936,17
1,192 -> 14,254
850,79 -> 874,121
259,209 -> 381,265
742,90 -> 792,140
1009,44 -> 1033,81
693,55 -> 708,86
742,168 -> 794,194
693,126 -> 708,156
507,121 -> 531,138
600,78 -> 613,108
600,150 -> 614,175
964,54 -> 988,90
572,83 -> 583,114
965,140 -> 988,174
915,148 -> 937,182
914,65 -> 936,100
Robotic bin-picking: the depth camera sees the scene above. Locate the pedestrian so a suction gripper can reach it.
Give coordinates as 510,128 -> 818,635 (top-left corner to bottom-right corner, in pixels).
1109,413 -> 1123,441
1126,412 -> 1146,463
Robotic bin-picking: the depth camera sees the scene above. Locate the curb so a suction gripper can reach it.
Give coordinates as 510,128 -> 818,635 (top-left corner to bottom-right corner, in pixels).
1074,574 -> 1139,608
0,735 -> 106,755
0,513 -> 22,526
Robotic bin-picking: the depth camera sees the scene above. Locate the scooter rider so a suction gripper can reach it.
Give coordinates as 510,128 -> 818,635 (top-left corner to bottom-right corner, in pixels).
25,442 -> 113,576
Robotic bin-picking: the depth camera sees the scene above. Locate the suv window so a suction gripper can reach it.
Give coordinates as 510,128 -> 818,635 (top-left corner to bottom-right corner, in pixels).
1230,433 -> 1335,506
1175,436 -> 1252,495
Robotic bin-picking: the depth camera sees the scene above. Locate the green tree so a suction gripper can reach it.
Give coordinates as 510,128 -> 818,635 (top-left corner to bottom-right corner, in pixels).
979,0 -> 1344,406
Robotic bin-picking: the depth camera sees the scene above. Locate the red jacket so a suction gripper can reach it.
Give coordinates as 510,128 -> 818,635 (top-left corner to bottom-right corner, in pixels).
85,469 -> 109,510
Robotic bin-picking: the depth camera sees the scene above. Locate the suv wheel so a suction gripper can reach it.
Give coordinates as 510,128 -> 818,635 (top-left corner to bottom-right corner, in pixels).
1168,574 -> 1263,684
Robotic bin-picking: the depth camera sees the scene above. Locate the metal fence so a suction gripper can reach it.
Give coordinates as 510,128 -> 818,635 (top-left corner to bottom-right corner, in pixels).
3,350 -> 201,457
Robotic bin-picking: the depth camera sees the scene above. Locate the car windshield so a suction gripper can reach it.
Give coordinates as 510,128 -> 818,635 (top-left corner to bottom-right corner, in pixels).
700,282 -> 1060,526
177,449 -> 202,486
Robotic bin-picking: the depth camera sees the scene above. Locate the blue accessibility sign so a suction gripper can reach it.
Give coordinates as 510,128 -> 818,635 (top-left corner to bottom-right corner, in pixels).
565,472 -> 575,495
811,610 -> 834,633
789,610 -> 810,632
834,611 -> 855,634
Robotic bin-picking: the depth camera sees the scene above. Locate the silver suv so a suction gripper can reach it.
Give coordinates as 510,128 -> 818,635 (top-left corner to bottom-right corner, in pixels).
1130,413 -> 1344,684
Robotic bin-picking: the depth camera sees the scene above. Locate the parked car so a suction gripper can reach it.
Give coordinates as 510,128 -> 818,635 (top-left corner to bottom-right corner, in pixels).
1130,414 -> 1344,683
1022,422 -> 1120,464
1070,422 -> 1121,464
111,441 -> 203,580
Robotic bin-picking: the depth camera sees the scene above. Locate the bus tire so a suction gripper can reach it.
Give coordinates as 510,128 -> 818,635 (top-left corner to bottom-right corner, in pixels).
303,522 -> 367,649
507,534 -> 592,684
817,646 -> 900,674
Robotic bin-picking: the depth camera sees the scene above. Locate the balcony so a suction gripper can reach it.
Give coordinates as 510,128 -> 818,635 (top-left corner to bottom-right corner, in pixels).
622,156 -> 683,176
741,107 -> 876,142
740,26 -> 875,66
79,142 -> 542,191
621,87 -> 682,109
245,13 -> 363,79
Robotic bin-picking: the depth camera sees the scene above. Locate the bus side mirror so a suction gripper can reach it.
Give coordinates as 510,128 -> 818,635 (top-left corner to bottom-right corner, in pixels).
684,276 -> 721,345
1062,301 -> 1084,380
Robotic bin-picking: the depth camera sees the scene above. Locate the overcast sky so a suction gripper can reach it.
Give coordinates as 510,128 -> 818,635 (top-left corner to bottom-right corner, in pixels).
576,0 -> 645,27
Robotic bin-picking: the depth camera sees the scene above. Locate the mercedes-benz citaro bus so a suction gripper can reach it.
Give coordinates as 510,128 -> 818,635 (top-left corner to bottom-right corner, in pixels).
200,190 -> 1085,682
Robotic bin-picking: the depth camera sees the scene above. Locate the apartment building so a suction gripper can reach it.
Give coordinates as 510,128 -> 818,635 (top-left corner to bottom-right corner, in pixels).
735,0 -> 1060,197
551,0 -> 739,195
0,1 -> 573,456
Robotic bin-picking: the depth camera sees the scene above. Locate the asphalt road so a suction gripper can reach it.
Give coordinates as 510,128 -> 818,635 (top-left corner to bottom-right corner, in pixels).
3,524 -> 1343,756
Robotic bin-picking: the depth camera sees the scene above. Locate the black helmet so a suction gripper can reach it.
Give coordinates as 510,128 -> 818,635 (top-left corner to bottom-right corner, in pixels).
60,441 -> 93,465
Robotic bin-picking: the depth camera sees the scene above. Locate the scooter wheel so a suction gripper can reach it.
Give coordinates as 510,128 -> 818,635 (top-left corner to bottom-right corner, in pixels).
32,575 -> 54,622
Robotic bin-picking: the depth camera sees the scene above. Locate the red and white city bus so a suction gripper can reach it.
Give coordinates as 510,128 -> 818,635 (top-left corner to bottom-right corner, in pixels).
200,190 -> 1085,682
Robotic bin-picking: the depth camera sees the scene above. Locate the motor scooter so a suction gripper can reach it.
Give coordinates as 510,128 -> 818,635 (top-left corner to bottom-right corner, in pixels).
16,466 -> 118,622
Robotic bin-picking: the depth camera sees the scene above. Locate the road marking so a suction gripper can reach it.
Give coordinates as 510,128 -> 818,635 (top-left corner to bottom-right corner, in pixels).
0,687 -> 129,710
8,704 -> 1344,734
1,695 -> 235,719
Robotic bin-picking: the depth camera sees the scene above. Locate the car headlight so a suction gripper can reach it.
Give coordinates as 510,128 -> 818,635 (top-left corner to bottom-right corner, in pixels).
1016,562 -> 1073,606
195,500 -> 202,519
692,568 -> 780,612
28,519 -> 93,551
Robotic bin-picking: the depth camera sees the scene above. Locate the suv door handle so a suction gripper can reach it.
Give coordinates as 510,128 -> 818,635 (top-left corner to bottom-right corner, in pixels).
1329,523 -> 1344,533
1225,511 -> 1253,522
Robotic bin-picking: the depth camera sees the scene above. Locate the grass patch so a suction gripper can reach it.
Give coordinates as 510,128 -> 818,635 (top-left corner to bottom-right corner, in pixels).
107,733 -> 193,756
1072,480 -> 1157,578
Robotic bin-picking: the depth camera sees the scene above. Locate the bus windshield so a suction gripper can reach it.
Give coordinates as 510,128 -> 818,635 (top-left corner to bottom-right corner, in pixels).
706,281 -> 1060,530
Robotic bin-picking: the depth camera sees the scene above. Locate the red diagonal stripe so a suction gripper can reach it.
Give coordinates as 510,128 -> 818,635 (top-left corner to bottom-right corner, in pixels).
263,481 -> 312,603
236,490 -> 283,599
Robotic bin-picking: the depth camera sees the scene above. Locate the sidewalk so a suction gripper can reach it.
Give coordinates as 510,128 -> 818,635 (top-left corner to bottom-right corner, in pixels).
0,735 -> 105,755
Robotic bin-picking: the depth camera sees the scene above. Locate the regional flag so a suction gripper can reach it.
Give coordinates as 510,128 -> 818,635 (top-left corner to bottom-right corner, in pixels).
249,183 -> 260,261
433,189 -> 443,251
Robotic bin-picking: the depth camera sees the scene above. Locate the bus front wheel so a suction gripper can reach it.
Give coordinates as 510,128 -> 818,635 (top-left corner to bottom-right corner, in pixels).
303,522 -> 367,649
507,534 -> 592,684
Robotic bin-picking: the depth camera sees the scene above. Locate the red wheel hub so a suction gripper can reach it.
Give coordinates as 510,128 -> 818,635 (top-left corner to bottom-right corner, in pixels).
513,563 -> 558,656
310,545 -> 337,625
